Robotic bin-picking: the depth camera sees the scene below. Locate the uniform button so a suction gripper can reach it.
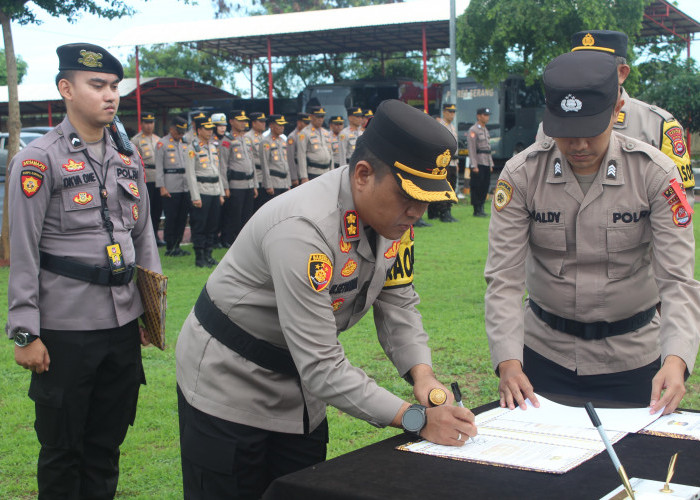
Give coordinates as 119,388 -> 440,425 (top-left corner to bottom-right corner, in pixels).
542,141 -> 550,148
626,142 -> 635,149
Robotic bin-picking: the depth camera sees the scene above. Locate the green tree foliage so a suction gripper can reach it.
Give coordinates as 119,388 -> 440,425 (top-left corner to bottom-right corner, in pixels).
122,44 -> 242,92
0,49 -> 27,85
456,0 -> 649,87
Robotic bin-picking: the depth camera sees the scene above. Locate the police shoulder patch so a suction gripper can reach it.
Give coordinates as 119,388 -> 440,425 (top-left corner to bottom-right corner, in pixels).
308,253 -> 333,292
22,159 -> 48,172
493,179 -> 513,212
21,170 -> 44,198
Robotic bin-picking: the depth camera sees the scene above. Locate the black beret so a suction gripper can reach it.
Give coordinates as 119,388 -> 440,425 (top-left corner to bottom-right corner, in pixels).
56,43 -> 123,80
359,99 -> 457,203
570,30 -> 628,59
476,107 -> 491,115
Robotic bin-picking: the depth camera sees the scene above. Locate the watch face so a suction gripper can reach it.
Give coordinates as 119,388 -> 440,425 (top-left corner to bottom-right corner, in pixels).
402,407 -> 426,433
14,332 -> 28,347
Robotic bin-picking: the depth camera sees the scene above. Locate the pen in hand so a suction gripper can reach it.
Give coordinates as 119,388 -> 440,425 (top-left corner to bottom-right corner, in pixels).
451,382 -> 476,444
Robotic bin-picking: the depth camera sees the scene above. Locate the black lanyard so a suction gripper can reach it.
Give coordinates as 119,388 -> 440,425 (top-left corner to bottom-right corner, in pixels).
82,150 -> 117,246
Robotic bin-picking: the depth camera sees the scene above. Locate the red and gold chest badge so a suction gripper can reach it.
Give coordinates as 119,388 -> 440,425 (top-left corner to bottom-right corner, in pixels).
22,159 -> 48,171
494,179 -> 513,212
157,142 -> 163,150
21,170 -> 43,198
331,298 -> 345,312
384,240 -> 400,259
62,159 -> 85,172
344,210 -> 359,240
339,236 -> 352,253
119,153 -> 132,165
664,126 -> 687,158
132,204 -> 139,221
308,253 -> 333,292
128,182 -> 140,197
341,259 -> 357,277
73,191 -> 93,205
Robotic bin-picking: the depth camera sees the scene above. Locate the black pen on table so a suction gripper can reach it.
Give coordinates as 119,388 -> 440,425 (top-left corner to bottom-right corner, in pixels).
451,382 -> 476,444
585,402 -> 636,500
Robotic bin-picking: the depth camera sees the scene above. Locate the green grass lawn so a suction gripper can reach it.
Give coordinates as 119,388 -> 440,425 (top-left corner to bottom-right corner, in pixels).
1,199 -> 699,498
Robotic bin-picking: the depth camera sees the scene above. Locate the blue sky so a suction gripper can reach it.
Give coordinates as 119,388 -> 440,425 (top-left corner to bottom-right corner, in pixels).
6,0 -> 700,89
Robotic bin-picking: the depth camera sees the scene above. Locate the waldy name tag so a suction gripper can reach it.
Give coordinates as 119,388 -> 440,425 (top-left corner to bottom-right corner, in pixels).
106,243 -> 127,274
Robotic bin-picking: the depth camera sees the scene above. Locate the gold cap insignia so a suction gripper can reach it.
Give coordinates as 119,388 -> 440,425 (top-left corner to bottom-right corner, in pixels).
582,33 -> 595,46
436,149 -> 451,168
78,49 -> 103,69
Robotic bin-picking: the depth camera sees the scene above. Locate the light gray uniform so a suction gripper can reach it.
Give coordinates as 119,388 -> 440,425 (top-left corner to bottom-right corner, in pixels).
330,131 -> 342,167
339,126 -> 362,165
155,133 -> 188,193
132,131 -> 160,183
245,129 -> 264,186
297,124 -> 333,179
220,133 -> 256,190
185,139 -> 225,202
485,132 -> 700,376
176,166 -> 429,434
6,117 -> 161,337
466,122 -> 494,168
259,134 -> 291,190
286,128 -> 302,182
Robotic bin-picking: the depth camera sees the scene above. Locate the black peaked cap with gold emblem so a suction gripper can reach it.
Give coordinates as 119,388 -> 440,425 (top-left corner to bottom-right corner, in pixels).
57,43 -> 124,80
359,99 -> 457,203
570,30 -> 628,58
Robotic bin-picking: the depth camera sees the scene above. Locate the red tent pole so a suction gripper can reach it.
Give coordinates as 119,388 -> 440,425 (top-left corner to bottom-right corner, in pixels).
422,24 -> 428,113
267,36 -> 274,114
47,102 -> 53,127
135,46 -> 142,131
250,57 -> 254,98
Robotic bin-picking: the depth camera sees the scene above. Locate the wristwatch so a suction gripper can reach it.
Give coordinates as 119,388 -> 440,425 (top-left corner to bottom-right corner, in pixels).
13,330 -> 39,347
401,404 -> 427,437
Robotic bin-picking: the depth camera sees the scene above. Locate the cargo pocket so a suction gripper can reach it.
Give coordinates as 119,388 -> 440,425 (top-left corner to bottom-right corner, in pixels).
29,372 -> 69,447
529,222 -> 567,277
60,186 -> 102,231
606,224 -> 651,279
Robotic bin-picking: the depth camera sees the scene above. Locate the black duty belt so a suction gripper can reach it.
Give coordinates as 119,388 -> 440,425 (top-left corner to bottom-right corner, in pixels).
227,170 -> 254,181
40,251 -> 135,286
164,168 -> 185,174
196,176 -> 219,183
255,164 -> 262,170
270,170 -> 288,179
307,160 -> 331,169
476,149 -> 491,154
333,163 -> 340,169
529,299 -> 656,341
145,165 -> 156,169
194,287 -> 299,377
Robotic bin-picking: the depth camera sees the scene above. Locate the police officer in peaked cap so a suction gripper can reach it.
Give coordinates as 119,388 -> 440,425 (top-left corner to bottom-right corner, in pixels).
176,99 -> 474,499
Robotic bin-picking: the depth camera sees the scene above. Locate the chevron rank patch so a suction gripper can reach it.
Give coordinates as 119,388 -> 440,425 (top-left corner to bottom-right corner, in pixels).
553,158 -> 562,177
606,160 -> 617,180
21,170 -> 43,198
493,179 -> 513,212
308,253 -> 333,292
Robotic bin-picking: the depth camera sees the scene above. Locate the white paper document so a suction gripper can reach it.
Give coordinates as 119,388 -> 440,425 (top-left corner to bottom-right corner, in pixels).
640,411 -> 700,441
397,394 -> 663,474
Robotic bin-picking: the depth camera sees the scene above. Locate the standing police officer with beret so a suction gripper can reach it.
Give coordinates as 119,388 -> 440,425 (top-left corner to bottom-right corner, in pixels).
132,111 -> 164,245
286,112 -> 310,186
185,116 -> 226,267
429,103 -> 460,223
176,99 -> 476,499
259,114 -> 291,198
485,50 -> 700,415
7,43 -> 161,498
156,116 -> 191,257
245,111 -> 268,211
339,106 -> 364,166
329,115 -> 345,169
297,106 -> 333,180
466,107 -> 494,217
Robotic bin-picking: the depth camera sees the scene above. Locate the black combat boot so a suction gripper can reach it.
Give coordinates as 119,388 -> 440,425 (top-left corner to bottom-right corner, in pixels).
194,248 -> 208,268
440,203 -> 458,223
205,248 -> 218,266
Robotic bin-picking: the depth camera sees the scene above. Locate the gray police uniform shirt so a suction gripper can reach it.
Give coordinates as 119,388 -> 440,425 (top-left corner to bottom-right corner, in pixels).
244,129 -> 264,186
286,128 -> 301,182
132,131 -> 160,183
339,126 -> 362,165
484,132 -> 700,376
296,124 -> 333,179
176,166 -> 430,434
534,88 -> 694,197
6,117 -> 162,337
466,122 -> 494,168
330,131 -> 342,166
155,133 -> 188,193
220,132 -> 256,190
437,118 -> 459,167
185,139 -> 225,201
260,134 -> 291,190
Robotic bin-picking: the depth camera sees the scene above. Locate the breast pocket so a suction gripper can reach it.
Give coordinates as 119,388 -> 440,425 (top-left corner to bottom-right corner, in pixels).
60,186 -> 102,231
529,222 -> 567,277
606,223 -> 651,280
117,178 -> 142,229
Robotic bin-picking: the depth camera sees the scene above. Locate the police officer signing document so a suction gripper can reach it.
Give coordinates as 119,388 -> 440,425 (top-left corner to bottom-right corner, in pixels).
7,44 -> 161,497
485,50 -> 700,416
176,99 -> 476,499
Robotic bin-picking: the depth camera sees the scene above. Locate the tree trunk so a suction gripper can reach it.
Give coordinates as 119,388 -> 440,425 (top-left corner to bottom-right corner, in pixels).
0,10 -> 20,263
